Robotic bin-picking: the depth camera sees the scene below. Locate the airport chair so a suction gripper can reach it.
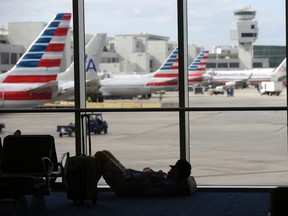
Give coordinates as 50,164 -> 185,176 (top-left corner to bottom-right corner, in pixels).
0,135 -> 54,212
2,134 -> 69,186
50,140 -> 70,186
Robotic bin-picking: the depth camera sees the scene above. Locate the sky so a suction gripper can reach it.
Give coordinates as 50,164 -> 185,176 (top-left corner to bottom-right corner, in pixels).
0,0 -> 286,50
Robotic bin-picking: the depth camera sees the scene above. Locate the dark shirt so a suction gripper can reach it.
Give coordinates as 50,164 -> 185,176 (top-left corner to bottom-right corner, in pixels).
125,168 -> 179,196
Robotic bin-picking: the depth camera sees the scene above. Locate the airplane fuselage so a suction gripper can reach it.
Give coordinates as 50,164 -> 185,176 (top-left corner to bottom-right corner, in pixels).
99,76 -> 177,97
0,83 -> 53,108
207,68 -> 276,85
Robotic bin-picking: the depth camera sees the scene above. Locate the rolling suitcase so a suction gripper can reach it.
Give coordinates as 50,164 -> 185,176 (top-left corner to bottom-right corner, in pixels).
66,114 -> 97,203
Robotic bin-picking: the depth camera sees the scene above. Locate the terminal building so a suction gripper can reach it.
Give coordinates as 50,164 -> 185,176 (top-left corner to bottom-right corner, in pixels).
100,33 -> 177,74
0,7 -> 286,74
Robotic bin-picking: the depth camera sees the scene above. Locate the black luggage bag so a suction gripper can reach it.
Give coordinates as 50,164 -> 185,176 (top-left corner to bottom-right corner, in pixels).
66,114 -> 97,203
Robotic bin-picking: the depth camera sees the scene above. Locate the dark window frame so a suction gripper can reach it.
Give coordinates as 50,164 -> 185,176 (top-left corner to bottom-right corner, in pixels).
0,0 -> 286,187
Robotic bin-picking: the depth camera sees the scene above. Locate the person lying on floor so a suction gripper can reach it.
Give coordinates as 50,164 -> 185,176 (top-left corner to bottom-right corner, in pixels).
94,150 -> 193,196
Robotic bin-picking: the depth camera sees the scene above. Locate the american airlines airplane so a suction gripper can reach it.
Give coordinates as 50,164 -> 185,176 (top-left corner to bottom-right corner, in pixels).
95,47 -> 179,99
94,48 -> 209,99
55,33 -> 106,101
0,13 -> 72,108
204,58 -> 286,87
0,14 -> 105,108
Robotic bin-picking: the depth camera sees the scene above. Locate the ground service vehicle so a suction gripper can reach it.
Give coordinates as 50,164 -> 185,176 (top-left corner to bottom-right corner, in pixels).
89,113 -> 108,134
57,113 -> 108,137
194,85 -> 204,94
57,123 -> 75,137
260,81 -> 283,96
213,86 -> 225,95
207,86 -> 225,95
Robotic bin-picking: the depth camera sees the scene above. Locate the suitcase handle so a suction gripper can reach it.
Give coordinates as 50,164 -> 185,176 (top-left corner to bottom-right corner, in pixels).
81,114 -> 92,155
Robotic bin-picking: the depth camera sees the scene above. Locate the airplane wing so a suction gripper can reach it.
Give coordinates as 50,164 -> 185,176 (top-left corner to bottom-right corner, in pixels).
242,72 -> 253,83
155,77 -> 179,89
86,78 -> 101,92
58,84 -> 75,100
56,78 -> 101,101
164,77 -> 178,84
29,81 -> 59,93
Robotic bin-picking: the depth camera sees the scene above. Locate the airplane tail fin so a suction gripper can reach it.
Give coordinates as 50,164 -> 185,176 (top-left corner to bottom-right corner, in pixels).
58,33 -> 106,82
152,46 -> 179,78
188,50 -> 209,82
271,58 -> 286,82
1,13 -> 71,84
85,33 -> 106,80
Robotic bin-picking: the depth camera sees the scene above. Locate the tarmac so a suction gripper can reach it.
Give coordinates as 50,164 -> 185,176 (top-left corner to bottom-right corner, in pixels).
0,87 -> 287,186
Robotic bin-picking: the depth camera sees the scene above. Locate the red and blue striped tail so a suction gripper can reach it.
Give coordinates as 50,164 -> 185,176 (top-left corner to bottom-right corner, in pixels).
3,13 -> 71,83
188,50 -> 209,73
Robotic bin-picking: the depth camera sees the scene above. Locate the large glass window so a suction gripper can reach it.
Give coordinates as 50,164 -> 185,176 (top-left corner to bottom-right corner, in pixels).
187,0 -> 286,186
0,0 -> 286,187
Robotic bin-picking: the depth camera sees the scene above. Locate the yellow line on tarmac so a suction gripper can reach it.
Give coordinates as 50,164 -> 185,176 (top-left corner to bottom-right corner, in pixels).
87,102 -> 161,108
43,101 -> 161,108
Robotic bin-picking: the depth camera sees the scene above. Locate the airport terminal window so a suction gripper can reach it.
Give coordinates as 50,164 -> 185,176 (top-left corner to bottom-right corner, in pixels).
206,63 -> 217,68
10,53 -> 17,65
229,62 -> 239,68
0,0 -> 286,187
253,62 -> 263,68
242,33 -> 256,37
217,63 -> 228,68
1,53 -> 9,64
187,1 -> 286,186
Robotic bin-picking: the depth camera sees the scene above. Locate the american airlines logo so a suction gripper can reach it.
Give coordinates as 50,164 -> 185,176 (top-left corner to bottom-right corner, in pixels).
280,65 -> 286,73
85,54 -> 97,73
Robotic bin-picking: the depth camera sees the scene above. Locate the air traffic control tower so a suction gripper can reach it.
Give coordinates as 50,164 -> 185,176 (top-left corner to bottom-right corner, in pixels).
231,7 -> 258,69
